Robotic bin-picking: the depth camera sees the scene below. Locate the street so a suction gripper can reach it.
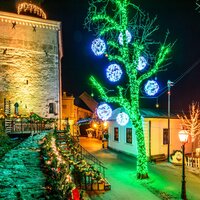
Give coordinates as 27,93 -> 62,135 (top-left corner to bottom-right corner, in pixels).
79,137 -> 200,200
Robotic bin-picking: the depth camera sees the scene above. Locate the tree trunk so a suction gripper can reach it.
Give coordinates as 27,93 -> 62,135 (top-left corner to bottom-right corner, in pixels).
133,118 -> 149,179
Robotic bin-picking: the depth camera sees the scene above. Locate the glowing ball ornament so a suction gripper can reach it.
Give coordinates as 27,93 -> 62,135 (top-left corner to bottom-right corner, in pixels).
137,56 -> 148,71
116,112 -> 129,126
118,30 -> 132,45
91,38 -> 106,56
97,103 -> 112,121
144,80 -> 159,96
106,64 -> 122,82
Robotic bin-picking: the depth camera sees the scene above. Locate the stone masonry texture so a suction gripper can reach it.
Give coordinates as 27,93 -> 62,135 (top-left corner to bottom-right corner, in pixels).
0,11 -> 62,118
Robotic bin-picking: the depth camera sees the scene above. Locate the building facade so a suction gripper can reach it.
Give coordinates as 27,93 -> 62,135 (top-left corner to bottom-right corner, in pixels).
0,4 -> 63,126
62,92 -> 92,134
107,108 -> 193,159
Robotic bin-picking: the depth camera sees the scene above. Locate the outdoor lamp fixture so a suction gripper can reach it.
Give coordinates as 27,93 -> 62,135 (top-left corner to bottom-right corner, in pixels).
103,121 -> 108,128
178,129 -> 189,200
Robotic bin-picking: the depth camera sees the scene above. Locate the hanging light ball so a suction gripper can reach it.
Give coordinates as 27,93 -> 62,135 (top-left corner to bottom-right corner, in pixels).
91,38 -> 106,56
116,112 -> 129,126
137,56 -> 148,71
144,80 -> 159,96
106,64 -> 122,82
97,103 -> 112,121
118,30 -> 132,45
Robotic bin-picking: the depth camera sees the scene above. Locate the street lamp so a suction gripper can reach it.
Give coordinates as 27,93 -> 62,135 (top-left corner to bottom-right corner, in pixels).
167,80 -> 173,162
178,129 -> 189,200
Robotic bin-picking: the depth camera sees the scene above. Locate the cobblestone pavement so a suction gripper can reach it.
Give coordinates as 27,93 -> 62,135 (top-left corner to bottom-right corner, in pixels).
0,132 -> 47,200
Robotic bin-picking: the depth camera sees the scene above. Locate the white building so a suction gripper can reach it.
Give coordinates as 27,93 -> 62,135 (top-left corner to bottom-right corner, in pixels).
107,107 -> 192,159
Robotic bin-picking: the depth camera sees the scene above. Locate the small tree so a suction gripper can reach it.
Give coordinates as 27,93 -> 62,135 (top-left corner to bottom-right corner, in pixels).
178,102 -> 200,158
85,0 -> 172,179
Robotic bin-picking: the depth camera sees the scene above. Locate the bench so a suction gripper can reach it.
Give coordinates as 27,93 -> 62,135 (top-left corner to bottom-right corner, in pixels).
150,154 -> 167,163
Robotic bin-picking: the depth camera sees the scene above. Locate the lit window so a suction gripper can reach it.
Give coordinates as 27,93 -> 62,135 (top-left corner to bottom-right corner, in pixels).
114,127 -> 119,141
126,128 -> 132,144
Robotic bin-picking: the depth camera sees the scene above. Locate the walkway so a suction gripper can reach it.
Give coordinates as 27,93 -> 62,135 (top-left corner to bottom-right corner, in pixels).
79,137 -> 200,200
0,132 -> 47,200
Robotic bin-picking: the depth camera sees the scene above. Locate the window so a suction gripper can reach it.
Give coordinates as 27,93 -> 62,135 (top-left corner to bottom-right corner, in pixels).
114,127 -> 119,141
163,128 -> 169,145
49,103 -> 54,114
126,128 -> 132,144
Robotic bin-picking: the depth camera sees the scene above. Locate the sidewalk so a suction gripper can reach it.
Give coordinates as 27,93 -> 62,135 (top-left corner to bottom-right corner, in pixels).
79,137 -> 200,200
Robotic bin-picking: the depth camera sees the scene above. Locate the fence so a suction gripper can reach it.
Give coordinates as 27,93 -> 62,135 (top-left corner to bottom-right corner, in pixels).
186,156 -> 200,168
3,118 -> 55,134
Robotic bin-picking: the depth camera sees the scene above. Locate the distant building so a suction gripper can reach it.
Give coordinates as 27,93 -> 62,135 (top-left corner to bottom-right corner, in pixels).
0,1 -> 63,127
62,92 -> 93,134
107,107 -> 193,159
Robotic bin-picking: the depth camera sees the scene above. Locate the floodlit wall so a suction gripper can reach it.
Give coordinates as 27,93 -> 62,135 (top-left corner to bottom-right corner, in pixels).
145,118 -> 192,156
0,11 -> 62,122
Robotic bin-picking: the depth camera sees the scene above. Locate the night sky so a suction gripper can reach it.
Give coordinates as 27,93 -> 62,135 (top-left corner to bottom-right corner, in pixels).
0,0 -> 200,112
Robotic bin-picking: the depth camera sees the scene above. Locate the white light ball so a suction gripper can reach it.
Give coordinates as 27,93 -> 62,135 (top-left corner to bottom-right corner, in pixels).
91,38 -> 106,56
144,80 -> 159,96
137,56 -> 148,71
97,103 -> 112,121
118,30 -> 132,45
106,64 -> 122,82
116,112 -> 129,126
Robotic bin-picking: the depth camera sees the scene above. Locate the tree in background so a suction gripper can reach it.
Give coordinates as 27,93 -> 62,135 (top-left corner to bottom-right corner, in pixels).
196,0 -> 200,13
84,0 -> 172,179
178,102 -> 200,160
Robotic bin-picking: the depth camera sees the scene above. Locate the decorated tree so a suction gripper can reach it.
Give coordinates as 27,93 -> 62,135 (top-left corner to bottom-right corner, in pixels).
85,0 -> 172,179
178,102 -> 200,159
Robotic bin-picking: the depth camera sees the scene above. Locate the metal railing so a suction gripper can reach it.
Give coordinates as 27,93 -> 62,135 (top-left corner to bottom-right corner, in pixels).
4,118 -> 54,134
56,131 -> 108,188
186,156 -> 200,168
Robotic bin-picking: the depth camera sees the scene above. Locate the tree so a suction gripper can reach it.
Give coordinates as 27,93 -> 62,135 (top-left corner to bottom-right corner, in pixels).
84,0 -> 172,179
196,0 -> 200,13
178,102 -> 200,158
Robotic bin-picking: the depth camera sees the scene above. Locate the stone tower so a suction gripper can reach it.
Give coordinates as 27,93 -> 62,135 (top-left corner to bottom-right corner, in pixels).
0,0 -> 63,125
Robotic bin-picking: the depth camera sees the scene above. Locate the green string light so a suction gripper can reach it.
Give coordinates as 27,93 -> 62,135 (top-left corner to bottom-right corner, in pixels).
85,0 -> 173,179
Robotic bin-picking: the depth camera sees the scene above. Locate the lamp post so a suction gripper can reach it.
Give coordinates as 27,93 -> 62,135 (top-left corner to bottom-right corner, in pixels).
178,129 -> 189,200
167,80 -> 173,162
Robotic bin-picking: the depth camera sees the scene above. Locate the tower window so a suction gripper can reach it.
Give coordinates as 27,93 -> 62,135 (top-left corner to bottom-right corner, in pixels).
49,103 -> 54,114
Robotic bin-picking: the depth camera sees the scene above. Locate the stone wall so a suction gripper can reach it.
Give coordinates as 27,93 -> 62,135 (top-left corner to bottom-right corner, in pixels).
0,11 -> 62,119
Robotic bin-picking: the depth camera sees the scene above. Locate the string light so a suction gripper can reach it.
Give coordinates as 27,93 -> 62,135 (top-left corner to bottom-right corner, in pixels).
17,2 -> 47,19
106,64 -> 122,82
144,80 -> 159,96
86,0 -> 172,179
91,38 -> 106,56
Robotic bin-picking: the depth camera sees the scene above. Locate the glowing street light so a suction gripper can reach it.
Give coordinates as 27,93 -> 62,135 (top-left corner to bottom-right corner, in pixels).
178,129 -> 189,200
